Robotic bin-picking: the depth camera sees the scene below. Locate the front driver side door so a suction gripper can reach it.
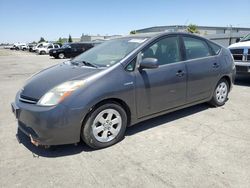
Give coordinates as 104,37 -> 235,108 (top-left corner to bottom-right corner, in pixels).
135,35 -> 187,118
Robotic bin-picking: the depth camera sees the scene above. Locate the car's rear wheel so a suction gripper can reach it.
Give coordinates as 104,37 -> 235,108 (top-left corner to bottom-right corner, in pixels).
58,53 -> 65,59
209,78 -> 229,107
81,103 -> 127,149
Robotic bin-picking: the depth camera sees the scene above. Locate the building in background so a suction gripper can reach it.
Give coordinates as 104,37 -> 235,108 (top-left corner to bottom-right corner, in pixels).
80,34 -> 122,42
135,25 -> 250,47
61,37 -> 81,43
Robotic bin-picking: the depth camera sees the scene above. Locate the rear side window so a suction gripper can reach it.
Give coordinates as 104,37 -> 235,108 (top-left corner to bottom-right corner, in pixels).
207,41 -> 221,55
183,36 -> 211,60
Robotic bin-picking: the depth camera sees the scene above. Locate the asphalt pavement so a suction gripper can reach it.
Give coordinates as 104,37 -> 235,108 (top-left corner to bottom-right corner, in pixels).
0,49 -> 249,188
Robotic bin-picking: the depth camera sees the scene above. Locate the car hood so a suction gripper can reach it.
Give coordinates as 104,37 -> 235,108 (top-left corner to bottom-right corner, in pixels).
21,62 -> 102,100
228,41 -> 250,48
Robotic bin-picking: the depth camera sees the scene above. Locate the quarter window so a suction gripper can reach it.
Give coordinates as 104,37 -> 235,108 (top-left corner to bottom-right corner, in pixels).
207,41 -> 221,55
183,37 -> 211,60
142,36 -> 181,65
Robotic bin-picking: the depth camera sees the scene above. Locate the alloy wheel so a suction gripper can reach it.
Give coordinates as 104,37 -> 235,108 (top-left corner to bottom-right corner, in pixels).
92,109 -> 122,143
215,82 -> 228,103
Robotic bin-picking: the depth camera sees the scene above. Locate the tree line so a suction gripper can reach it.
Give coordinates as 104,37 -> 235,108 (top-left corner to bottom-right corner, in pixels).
130,24 -> 200,34
37,35 -> 73,45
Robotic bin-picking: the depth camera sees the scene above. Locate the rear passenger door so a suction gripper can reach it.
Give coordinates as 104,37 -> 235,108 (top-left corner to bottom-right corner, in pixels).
181,35 -> 221,102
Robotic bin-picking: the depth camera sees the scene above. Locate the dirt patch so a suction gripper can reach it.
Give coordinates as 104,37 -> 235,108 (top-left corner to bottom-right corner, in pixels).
0,49 -> 12,56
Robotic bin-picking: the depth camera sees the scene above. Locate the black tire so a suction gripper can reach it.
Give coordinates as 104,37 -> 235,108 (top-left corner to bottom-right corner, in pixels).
81,102 -> 127,149
209,78 -> 229,107
40,51 -> 46,55
58,53 -> 65,59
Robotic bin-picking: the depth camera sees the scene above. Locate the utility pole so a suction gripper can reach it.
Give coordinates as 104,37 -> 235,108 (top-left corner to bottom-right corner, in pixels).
229,24 -> 233,45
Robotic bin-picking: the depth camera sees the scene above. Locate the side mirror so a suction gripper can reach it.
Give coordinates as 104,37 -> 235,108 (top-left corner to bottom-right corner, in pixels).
139,58 -> 159,69
236,38 -> 241,43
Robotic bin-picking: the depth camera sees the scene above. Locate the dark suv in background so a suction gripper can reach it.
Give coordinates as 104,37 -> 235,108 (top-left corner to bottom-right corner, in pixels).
49,42 -> 102,59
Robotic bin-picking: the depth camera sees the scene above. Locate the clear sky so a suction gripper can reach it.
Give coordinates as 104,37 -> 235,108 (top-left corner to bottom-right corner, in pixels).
0,0 -> 250,43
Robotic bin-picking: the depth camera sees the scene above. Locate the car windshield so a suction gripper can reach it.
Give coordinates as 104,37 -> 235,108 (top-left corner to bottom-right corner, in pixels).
240,34 -> 250,42
72,37 -> 148,68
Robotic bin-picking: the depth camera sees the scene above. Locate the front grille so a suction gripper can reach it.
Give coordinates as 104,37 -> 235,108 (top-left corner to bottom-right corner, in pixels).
230,49 -> 243,61
19,94 -> 38,104
236,66 -> 249,72
230,49 -> 244,54
230,48 -> 250,62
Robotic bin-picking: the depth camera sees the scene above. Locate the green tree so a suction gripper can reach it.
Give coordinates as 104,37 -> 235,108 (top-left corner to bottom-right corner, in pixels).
68,35 -> 73,43
57,37 -> 63,45
130,30 -> 137,35
186,24 -> 200,34
38,37 -> 46,43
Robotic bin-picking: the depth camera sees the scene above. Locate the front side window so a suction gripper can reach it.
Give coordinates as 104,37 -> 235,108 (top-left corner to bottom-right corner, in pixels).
142,36 -> 181,65
183,36 -> 211,60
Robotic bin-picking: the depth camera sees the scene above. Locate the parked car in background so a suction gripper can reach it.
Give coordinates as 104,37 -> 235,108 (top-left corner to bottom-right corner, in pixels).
20,44 -> 28,51
28,43 -> 37,52
3,45 -> 13,49
228,33 -> 250,75
12,32 -> 235,149
12,43 -> 26,50
37,43 -> 61,55
49,42 -> 101,59
32,42 -> 50,52
10,45 -> 17,50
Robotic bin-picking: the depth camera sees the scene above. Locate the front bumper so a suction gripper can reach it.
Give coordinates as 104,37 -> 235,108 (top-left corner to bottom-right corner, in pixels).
49,51 -> 58,57
11,92 -> 88,146
234,61 -> 250,74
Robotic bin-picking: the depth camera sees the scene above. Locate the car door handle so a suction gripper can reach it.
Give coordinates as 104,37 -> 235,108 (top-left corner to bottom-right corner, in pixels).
212,63 -> 220,68
176,70 -> 185,77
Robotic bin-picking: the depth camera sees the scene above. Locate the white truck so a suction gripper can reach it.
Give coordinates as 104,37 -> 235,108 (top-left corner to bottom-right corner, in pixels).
36,43 -> 61,55
12,43 -> 27,50
228,33 -> 250,74
32,42 -> 50,52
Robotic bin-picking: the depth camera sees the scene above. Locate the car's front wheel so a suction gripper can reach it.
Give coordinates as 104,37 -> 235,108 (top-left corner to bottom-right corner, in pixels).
58,53 -> 65,59
81,102 -> 127,149
209,78 -> 229,107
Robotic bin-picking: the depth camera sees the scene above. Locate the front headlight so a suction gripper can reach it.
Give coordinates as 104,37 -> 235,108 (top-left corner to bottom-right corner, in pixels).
37,80 -> 85,106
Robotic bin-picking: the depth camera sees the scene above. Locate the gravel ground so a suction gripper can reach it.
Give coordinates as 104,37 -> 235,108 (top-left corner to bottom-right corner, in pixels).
0,49 -> 250,188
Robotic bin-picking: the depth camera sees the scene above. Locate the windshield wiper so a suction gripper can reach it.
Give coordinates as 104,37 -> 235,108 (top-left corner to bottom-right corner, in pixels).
71,60 -> 98,68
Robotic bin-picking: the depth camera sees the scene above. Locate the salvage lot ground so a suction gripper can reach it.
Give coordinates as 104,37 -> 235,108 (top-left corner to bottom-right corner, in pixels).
0,48 -> 249,188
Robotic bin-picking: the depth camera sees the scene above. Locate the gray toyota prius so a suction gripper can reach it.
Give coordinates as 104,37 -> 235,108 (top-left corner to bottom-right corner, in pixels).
11,32 -> 236,149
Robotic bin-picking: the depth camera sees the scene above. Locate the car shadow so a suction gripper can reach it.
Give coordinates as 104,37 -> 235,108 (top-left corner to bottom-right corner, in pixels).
234,75 -> 250,86
17,103 -> 209,158
17,130 -> 94,158
126,103 -> 209,136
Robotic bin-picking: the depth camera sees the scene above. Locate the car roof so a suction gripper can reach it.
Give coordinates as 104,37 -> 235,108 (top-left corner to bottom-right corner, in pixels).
119,31 -> 203,40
